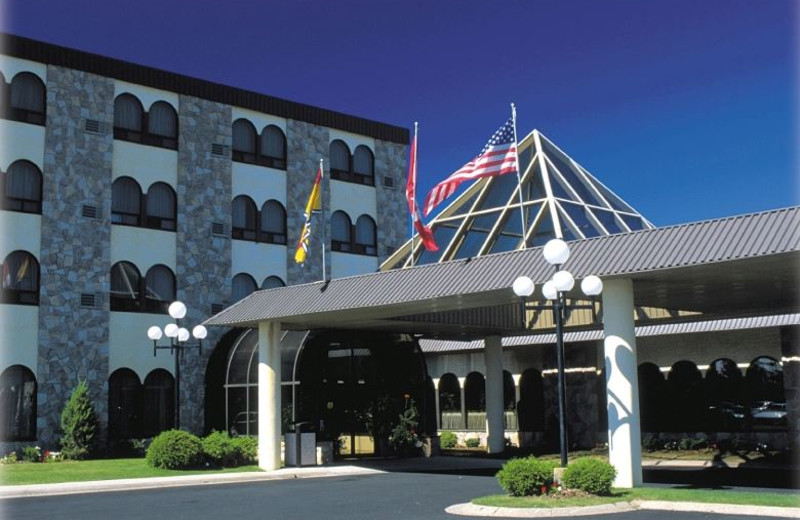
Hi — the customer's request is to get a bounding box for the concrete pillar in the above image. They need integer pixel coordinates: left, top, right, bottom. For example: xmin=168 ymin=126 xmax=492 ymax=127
xmin=485 ymin=335 xmax=505 ymax=453
xmin=602 ymin=279 xmax=642 ymax=488
xmin=258 ymin=320 xmax=282 ymax=471
xmin=432 ymin=378 xmax=441 ymax=431
xmin=458 ymin=376 xmax=467 ymax=430
xmin=512 ymin=373 xmax=522 ymax=405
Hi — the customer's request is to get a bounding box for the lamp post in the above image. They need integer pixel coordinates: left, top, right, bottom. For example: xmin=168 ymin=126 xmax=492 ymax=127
xmin=513 ymin=238 xmax=603 ymax=468
xmin=146 ymin=301 xmax=207 ymax=430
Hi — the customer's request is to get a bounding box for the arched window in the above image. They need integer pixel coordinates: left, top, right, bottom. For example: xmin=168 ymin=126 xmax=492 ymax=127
xmin=502 ymin=370 xmax=517 ymax=431
xmin=464 ymin=372 xmax=486 ymax=430
xmin=261 ymin=276 xmax=285 ymax=289
xmin=111 ymin=177 xmax=143 ymax=226
xmin=232 ymin=195 xmax=257 ymax=240
xmin=329 ymin=140 xmax=351 ymax=179
xmin=637 ymin=362 xmax=666 ymax=432
xmin=353 ymin=145 xmax=375 ymax=185
xmin=0 ymin=365 xmax=37 ymax=441
xmin=114 ymin=94 xmax=144 ymax=138
xmin=705 ymin=358 xmax=744 ymax=431
xmin=354 ymin=215 xmax=377 ymax=255
xmin=108 ymin=369 xmax=142 ymax=440
xmin=232 ymin=119 xmax=257 ymax=163
xmin=9 ymin=72 xmax=45 ymax=124
xmin=144 ymin=265 xmax=175 ymax=314
xmin=141 ymin=369 xmax=174 ymax=437
xmin=745 ymin=356 xmax=785 ymax=429
xmin=438 ymin=373 xmax=461 ymax=430
xmin=145 ymin=183 xmax=176 ymax=231
xmin=1 ymin=251 xmax=39 ymax=305
xmin=232 ymin=273 xmax=257 ymax=303
xmin=147 ymin=101 xmax=178 ymax=148
xmin=518 ymin=368 xmax=544 ymax=432
xmin=110 ymin=261 xmax=142 ymax=312
xmin=260 ymin=125 xmax=286 ymax=169
xmin=3 ymin=160 xmax=42 ymax=213
xmin=666 ymin=360 xmax=705 ymax=432
xmin=259 ymin=200 xmax=287 ymax=244
xmin=331 ymin=211 xmax=352 ymax=252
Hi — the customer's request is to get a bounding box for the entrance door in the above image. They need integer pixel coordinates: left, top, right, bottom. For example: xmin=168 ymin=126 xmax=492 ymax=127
xmin=325 ymin=347 xmax=375 ymax=457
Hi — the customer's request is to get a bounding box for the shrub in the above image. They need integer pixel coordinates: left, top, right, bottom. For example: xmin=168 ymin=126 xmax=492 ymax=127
xmin=146 ymin=430 xmax=203 ymax=469
xmin=561 ymin=457 xmax=616 ymax=496
xmin=231 ymin=435 xmax=258 ymax=465
xmin=389 ymin=398 xmax=421 ymax=455
xmin=1 ymin=451 xmax=18 ymax=464
xmin=440 ymin=431 xmax=458 ymax=449
xmin=497 ymin=457 xmax=557 ymax=496
xmin=21 ymin=446 xmax=42 ymax=463
xmin=59 ymin=380 xmax=98 ymax=460
xmin=465 ymin=437 xmax=481 ymax=448
xmin=202 ymin=431 xmax=238 ymax=467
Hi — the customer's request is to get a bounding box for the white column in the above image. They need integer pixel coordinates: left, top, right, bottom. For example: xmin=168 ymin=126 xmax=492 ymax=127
xmin=484 ymin=335 xmax=505 ymax=454
xmin=432 ymin=378 xmax=441 ymax=431
xmin=258 ymin=320 xmax=282 ymax=471
xmin=458 ymin=376 xmax=467 ymax=430
xmin=602 ymin=279 xmax=642 ymax=488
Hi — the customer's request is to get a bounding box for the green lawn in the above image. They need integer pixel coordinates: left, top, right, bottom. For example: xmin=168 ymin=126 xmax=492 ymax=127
xmin=473 ymin=487 xmax=800 ymax=509
xmin=1 ymin=459 xmax=262 ymax=486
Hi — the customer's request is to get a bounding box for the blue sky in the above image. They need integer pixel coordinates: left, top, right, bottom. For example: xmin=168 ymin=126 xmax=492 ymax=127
xmin=4 ymin=0 xmax=797 ymax=226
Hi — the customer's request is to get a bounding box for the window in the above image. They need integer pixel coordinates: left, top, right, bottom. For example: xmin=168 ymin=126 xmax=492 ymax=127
xmin=112 ymin=177 xmax=143 ymax=226
xmin=353 ymin=145 xmax=374 ymax=185
xmin=331 ymin=211 xmax=352 ymax=252
xmin=232 ymin=119 xmax=257 ymax=163
xmin=145 ymin=183 xmax=177 ymax=231
xmin=112 ymin=177 xmax=177 ymax=231
xmin=354 ymin=215 xmax=377 ymax=255
xmin=1 ymin=251 xmax=39 ymax=305
xmin=329 ymin=141 xmax=374 ymax=186
xmin=108 ymin=369 xmax=142 ymax=440
xmin=0 ymin=365 xmax=37 ymax=441
xmin=141 ymin=369 xmax=174 ymax=437
xmin=7 ymin=72 xmax=46 ymax=125
xmin=259 ymin=200 xmax=287 ymax=244
xmin=232 ymin=273 xmax=257 ymax=302
xmin=261 ymin=276 xmax=285 ymax=289
xmin=260 ymin=125 xmax=286 ymax=169
xmin=113 ymin=94 xmax=178 ymax=150
xmin=110 ymin=261 xmax=175 ymax=314
xmin=3 ymin=160 xmax=42 ymax=213
xmin=232 ymin=195 xmax=257 ymax=240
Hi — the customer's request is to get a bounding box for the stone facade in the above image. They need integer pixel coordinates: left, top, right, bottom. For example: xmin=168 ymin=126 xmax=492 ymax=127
xmin=37 ymin=66 xmax=115 ymax=446
xmin=174 ymin=95 xmax=233 ymax=434
xmin=374 ymin=139 xmax=407 ymax=262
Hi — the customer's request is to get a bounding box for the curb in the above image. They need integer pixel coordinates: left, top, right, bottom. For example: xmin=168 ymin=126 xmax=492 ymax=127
xmin=446 ymin=500 xmax=800 ymax=518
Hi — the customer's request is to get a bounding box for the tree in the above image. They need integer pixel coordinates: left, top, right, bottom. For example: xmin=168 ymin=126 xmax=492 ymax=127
xmin=60 ymin=380 xmax=98 ymax=459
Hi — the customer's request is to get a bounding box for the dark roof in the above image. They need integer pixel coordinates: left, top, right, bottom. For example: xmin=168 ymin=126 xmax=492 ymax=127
xmin=205 ymin=206 xmax=800 ymax=336
xmin=1 ymin=33 xmax=409 ymax=144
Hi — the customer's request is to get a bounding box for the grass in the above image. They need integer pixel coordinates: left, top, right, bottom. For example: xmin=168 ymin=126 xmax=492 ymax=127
xmin=0 ymin=458 xmax=262 ymax=486
xmin=473 ymin=487 xmax=800 ymax=509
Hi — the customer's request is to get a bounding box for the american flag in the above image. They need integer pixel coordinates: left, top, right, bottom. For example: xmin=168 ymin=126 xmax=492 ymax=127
xmin=423 ymin=117 xmax=518 ymax=216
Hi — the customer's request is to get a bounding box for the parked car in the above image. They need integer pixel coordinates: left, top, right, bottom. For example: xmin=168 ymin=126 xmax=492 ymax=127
xmin=750 ymin=401 xmax=787 ymax=426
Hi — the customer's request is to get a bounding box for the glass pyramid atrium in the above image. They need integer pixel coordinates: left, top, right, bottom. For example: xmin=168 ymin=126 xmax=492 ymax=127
xmin=382 ymin=129 xmax=654 ymax=270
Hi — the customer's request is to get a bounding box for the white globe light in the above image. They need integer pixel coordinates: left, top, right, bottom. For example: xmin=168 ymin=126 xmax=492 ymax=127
xmin=177 ymin=327 xmax=190 ymax=342
xmin=512 ymin=276 xmax=535 ymax=298
xmin=542 ymin=239 xmax=570 ymax=266
xmin=552 ymin=270 xmax=575 ymax=292
xmin=581 ymin=275 xmax=603 ymax=296
xmin=168 ymin=301 xmax=187 ymax=320
xmin=542 ymin=280 xmax=558 ymax=300
xmin=164 ymin=323 xmax=179 ymax=338
xmin=147 ymin=326 xmax=163 ymax=341
xmin=192 ymin=325 xmax=208 ymax=340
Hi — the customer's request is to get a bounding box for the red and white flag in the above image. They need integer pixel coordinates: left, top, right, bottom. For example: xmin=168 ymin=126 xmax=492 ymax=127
xmin=406 ymin=126 xmax=438 ymax=252
xmin=423 ymin=117 xmax=518 ymax=216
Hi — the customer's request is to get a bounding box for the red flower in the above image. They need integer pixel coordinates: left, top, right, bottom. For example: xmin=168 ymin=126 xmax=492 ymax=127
xmin=540 ymin=485 xmax=548 ymax=494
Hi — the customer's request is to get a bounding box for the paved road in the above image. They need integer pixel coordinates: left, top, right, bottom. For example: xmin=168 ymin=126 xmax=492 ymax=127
xmin=2 ymin=472 xmax=791 ymax=520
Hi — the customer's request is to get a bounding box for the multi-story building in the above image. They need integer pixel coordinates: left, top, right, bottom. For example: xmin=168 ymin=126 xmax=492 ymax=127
xmin=0 ymin=34 xmax=408 ymax=450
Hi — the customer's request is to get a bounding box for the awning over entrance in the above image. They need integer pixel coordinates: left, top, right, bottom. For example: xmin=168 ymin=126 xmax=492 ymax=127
xmin=205 ymin=207 xmax=799 ymax=340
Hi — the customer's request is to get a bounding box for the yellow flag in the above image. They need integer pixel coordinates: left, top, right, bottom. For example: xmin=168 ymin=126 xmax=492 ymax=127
xmin=294 ymin=165 xmax=323 ymax=264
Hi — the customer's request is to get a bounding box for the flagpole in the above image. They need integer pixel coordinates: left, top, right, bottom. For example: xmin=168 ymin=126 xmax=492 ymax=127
xmin=319 ymin=158 xmax=327 ymax=281
xmin=410 ymin=122 xmax=418 ymax=267
xmin=511 ymin=103 xmax=526 ymax=249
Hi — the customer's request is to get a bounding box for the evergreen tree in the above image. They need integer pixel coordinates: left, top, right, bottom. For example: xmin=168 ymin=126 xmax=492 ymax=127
xmin=59 ymin=380 xmax=98 ymax=459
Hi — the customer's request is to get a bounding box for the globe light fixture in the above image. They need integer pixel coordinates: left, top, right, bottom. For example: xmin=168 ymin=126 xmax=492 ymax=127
xmin=145 ymin=301 xmax=206 ymax=430
xmin=542 ymin=280 xmax=558 ymax=301
xmin=512 ymin=276 xmax=535 ymax=298
xmin=543 ymin=238 xmax=570 ymax=266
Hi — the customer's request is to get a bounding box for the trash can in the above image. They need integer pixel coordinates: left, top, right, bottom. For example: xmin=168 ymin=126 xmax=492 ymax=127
xmin=284 ymin=421 xmax=316 ymax=467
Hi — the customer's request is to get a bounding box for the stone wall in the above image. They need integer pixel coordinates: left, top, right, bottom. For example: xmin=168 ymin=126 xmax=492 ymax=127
xmin=37 ymin=66 xmax=115 ymax=447
xmin=175 ymin=95 xmax=232 ymax=434
xmin=374 ymin=139 xmax=407 ymax=262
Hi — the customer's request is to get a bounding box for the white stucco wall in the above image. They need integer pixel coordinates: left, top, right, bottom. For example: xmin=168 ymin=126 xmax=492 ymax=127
xmin=330 ymin=251 xmax=377 ymax=279
xmin=0 ymin=56 xmax=46 ymax=83
xmin=110 ymin=226 xmax=176 ymax=271
xmin=231 ymin=240 xmax=287 ymax=287
xmin=112 ymin=140 xmax=178 ymax=188
xmin=109 ymin=312 xmax=175 ymax=380
xmin=329 ymin=128 xmax=374 ymax=155
xmin=231 ymin=107 xmax=286 ymax=133
xmin=329 ymin=181 xmax=377 ymax=224
xmin=232 ymin=162 xmax=286 ymax=206
xmin=0 ymin=305 xmax=39 ymax=373
xmin=114 ymin=80 xmax=179 ymax=112
xmin=1 ymin=212 xmax=41 ymax=258
xmin=0 ymin=120 xmax=45 ymax=169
